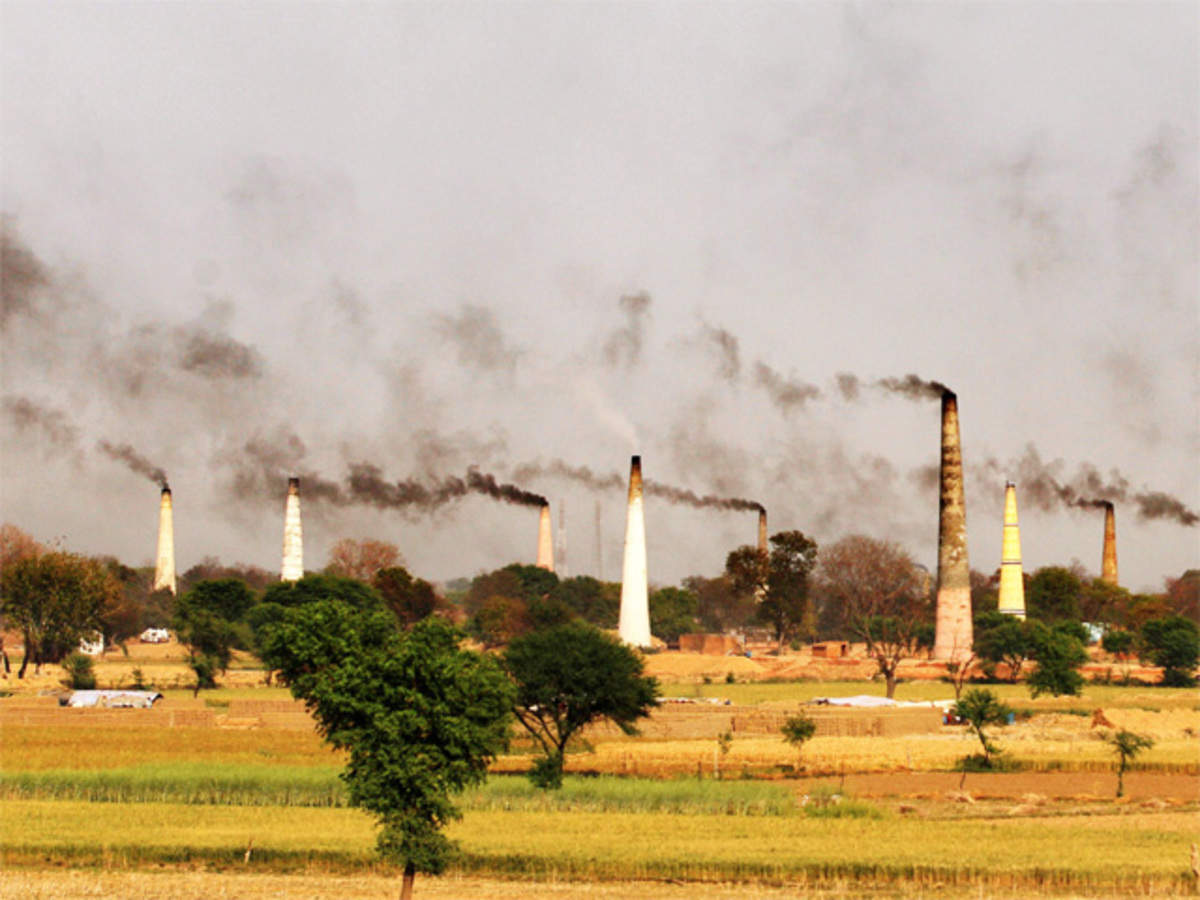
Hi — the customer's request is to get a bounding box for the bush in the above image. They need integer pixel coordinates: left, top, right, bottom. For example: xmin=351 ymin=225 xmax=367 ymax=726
xmin=1027 ymin=624 xmax=1087 ymax=697
xmin=60 ymin=652 xmax=96 ymax=690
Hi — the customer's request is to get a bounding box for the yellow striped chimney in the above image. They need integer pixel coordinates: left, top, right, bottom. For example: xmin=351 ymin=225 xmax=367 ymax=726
xmin=280 ymin=477 xmax=304 ymax=582
xmin=997 ymin=482 xmax=1025 ymax=618
xmin=1101 ymin=502 xmax=1118 ymax=586
xmin=535 ymin=503 xmax=554 ymax=571
xmin=153 ymin=485 xmax=177 ymax=595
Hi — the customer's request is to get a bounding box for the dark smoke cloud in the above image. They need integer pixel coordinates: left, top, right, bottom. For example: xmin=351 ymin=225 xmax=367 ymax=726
xmin=177 ymin=327 xmax=264 ymax=379
xmin=97 ymin=440 xmax=167 ymax=488
xmin=980 ymin=445 xmax=1198 ymax=526
xmin=512 ymin=459 xmax=624 ymax=491
xmin=603 ymin=291 xmax=651 ymax=368
xmin=834 ymin=372 xmax=950 ymax=401
xmin=219 ymin=430 xmax=345 ymax=504
xmin=874 ymin=373 xmax=951 ymax=400
xmin=701 ymin=324 xmax=741 ymax=381
xmin=512 ymin=457 xmax=762 ymax=513
xmin=345 ymin=463 xmax=545 ymax=511
xmin=754 ymin=362 xmax=821 ymax=413
xmin=644 ymin=482 xmax=764 ymax=513
xmin=433 ymin=304 xmax=520 ymax=374
xmin=1 ymin=222 xmax=54 ymax=328
xmin=2 ymin=396 xmax=80 ymax=448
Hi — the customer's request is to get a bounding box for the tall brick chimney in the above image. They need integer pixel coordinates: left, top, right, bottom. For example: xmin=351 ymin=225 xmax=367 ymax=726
xmin=933 ymin=391 xmax=973 ymax=660
xmin=280 ymin=477 xmax=304 ymax=582
xmin=618 ymin=455 xmax=651 ymax=646
xmin=997 ymin=482 xmax=1026 ymax=618
xmin=535 ymin=503 xmax=554 ymax=571
xmin=153 ymin=485 xmax=176 ymax=595
xmin=757 ymin=509 xmax=768 ymax=556
xmin=1101 ymin=502 xmax=1118 ymax=587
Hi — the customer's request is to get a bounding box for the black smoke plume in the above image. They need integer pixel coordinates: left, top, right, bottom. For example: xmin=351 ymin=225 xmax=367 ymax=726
xmin=97 ymin=440 xmax=167 ymax=488
xmin=433 ymin=304 xmax=520 ymax=374
xmin=512 ymin=458 xmax=762 ymax=513
xmin=344 ymin=464 xmax=545 ymax=511
xmin=980 ymin=446 xmax=1197 ymax=526
xmin=754 ymin=362 xmax=821 ymax=413
xmin=702 ymin=324 xmax=741 ymax=381
xmin=835 ymin=372 xmax=951 ymax=401
xmin=2 ymin=396 xmax=79 ymax=448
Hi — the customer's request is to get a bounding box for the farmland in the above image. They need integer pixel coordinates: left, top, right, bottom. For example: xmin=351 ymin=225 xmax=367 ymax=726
xmin=2 ymin=650 xmax=1198 ymax=898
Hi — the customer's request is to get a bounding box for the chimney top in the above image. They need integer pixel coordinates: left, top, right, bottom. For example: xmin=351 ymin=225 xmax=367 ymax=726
xmin=161 ymin=483 xmax=171 ymax=495
xmin=631 ymin=454 xmax=641 ymax=466
xmin=288 ymin=476 xmax=300 ymax=489
xmin=1006 ymin=480 xmax=1015 ymax=488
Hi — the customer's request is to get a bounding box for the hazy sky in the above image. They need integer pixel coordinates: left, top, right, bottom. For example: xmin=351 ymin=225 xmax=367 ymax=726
xmin=2 ymin=2 xmax=1196 ymax=593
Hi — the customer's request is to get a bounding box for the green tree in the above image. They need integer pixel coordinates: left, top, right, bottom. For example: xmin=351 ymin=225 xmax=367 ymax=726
xmin=1138 ymin=616 xmax=1200 ymax=687
xmin=173 ymin=590 xmax=237 ymax=695
xmin=1 ymin=551 xmax=118 ymax=677
xmin=761 ymin=531 xmax=819 ymax=646
xmin=1026 ymin=622 xmax=1088 ymax=697
xmin=974 ymin=611 xmax=1035 ymax=682
xmin=373 ymin=566 xmax=439 ymax=627
xmin=1080 ymin=578 xmax=1131 ymax=625
xmin=649 ymin=586 xmax=699 ymax=644
xmin=552 ymin=576 xmax=619 ymax=628
xmin=258 ymin=601 xmax=513 ymax=900
xmin=1103 ymin=729 xmax=1154 ymax=798
xmin=503 ymin=563 xmax=560 ymax=603
xmin=185 ymin=578 xmax=256 ymax=623
xmin=817 ymin=535 xmax=932 ymax=698
xmin=261 ymin=574 xmax=385 ymax=612
xmin=954 ymin=688 xmax=1012 ymax=768
xmin=781 ymin=713 xmax=817 ymax=769
xmin=504 ymin=622 xmax=658 ymax=789
xmin=1026 ymin=566 xmax=1082 ymax=623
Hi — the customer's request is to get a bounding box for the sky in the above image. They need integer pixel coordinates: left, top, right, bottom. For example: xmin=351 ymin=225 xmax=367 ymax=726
xmin=1 ymin=2 xmax=1196 ymax=594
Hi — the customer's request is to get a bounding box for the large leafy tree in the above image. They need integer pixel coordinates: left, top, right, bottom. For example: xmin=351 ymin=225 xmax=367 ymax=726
xmin=726 ymin=531 xmax=820 ymax=646
xmin=1139 ymin=615 xmax=1199 ymax=687
xmin=1 ymin=551 xmax=119 ymax=677
xmin=649 ymin=586 xmax=699 ymax=643
xmin=324 ymin=537 xmax=402 ymax=583
xmin=258 ymin=601 xmax=513 ymax=900
xmin=552 ymin=576 xmax=619 ymax=628
xmin=504 ymin=622 xmax=658 ymax=788
xmin=974 ymin=611 xmax=1037 ymax=682
xmin=817 ymin=535 xmax=932 ymax=698
xmin=1027 ymin=566 xmax=1083 ymax=623
xmin=1026 ymin=621 xmax=1089 ymax=697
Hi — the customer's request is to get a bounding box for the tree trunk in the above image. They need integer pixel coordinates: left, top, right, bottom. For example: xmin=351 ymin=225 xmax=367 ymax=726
xmin=883 ymin=666 xmax=897 ymax=699
xmin=399 ymin=862 xmax=416 ymax=900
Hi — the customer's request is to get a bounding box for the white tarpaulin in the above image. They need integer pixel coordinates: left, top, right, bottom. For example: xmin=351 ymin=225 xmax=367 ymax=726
xmin=67 ymin=690 xmax=163 ymax=708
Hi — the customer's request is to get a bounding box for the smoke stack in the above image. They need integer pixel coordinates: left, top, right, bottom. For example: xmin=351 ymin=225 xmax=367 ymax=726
xmin=153 ymin=485 xmax=176 ymax=595
xmin=281 ymin=476 xmax=304 ymax=582
xmin=535 ymin=503 xmax=554 ymax=571
xmin=618 ymin=455 xmax=651 ymax=646
xmin=757 ymin=509 xmax=768 ymax=555
xmin=557 ymin=498 xmax=568 ymax=577
xmin=933 ymin=391 xmax=973 ymax=660
xmin=997 ymin=482 xmax=1025 ymax=618
xmin=1101 ymin=502 xmax=1118 ymax=586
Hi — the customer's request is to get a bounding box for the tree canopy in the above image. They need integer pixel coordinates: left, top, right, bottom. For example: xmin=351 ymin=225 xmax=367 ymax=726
xmin=373 ymin=566 xmax=439 ymax=627
xmin=1138 ymin=615 xmax=1199 ymax=687
xmin=1027 ymin=566 xmax=1082 ymax=623
xmin=504 ymin=622 xmax=658 ymax=788
xmin=817 ymin=535 xmax=932 ymax=698
xmin=257 ymin=599 xmax=513 ymax=900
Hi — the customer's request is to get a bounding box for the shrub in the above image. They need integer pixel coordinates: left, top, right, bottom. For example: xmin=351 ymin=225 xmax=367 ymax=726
xmin=60 ymin=652 xmax=96 ymax=690
xmin=1027 ymin=624 xmax=1087 ymax=697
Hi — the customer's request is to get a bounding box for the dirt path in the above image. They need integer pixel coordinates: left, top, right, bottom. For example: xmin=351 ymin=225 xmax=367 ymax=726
xmin=790 ymin=770 xmax=1198 ymax=801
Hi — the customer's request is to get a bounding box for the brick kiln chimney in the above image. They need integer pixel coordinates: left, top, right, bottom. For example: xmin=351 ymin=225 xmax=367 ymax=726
xmin=933 ymin=391 xmax=973 ymax=660
xmin=153 ymin=485 xmax=177 ymax=595
xmin=535 ymin=503 xmax=554 ymax=572
xmin=997 ymin=482 xmax=1026 ymax=619
xmin=280 ymin=477 xmax=304 ymax=582
xmin=757 ymin=509 xmax=768 ymax=556
xmin=618 ymin=455 xmax=651 ymax=647
xmin=1101 ymin=502 xmax=1118 ymax=587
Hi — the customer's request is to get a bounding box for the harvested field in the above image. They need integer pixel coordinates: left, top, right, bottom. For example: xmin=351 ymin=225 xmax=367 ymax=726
xmin=1 ymin=870 xmax=1158 ymax=900
xmin=791 ymin=771 xmax=1199 ymax=802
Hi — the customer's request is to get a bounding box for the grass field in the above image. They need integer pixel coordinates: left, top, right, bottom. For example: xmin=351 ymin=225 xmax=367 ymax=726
xmin=4 ymin=799 xmax=1194 ymax=893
